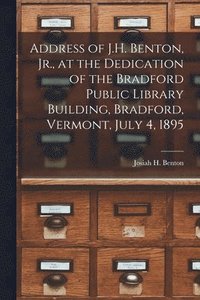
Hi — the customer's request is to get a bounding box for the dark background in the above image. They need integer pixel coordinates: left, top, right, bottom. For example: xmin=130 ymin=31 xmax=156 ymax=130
xmin=0 ymin=1 xmax=16 ymax=299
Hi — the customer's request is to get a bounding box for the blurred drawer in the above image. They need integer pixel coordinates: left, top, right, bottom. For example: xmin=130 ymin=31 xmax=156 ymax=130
xmin=21 ymin=190 xmax=89 ymax=242
xmin=97 ymin=248 xmax=165 ymax=296
xmin=173 ymin=119 xmax=200 ymax=170
xmin=97 ymin=120 xmax=166 ymax=169
xmin=175 ymin=4 xmax=200 ymax=32
xmin=20 ymin=63 xmax=90 ymax=118
xmin=173 ymin=247 xmax=200 ymax=296
xmin=21 ymin=248 xmax=89 ymax=296
xmin=173 ymin=61 xmax=200 ymax=115
xmin=174 ymin=191 xmax=200 ymax=240
xmin=21 ymin=120 xmax=91 ymax=177
xmin=98 ymin=191 xmax=167 ymax=240
xmin=97 ymin=4 xmax=167 ymax=32
xmin=21 ymin=5 xmax=90 ymax=32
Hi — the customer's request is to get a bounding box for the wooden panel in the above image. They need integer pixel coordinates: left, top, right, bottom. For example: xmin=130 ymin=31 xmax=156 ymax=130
xmin=22 ymin=190 xmax=90 ymax=242
xmin=97 ymin=248 xmax=165 ymax=296
xmin=175 ymin=4 xmax=200 ymax=32
xmin=173 ymin=247 xmax=200 ymax=296
xmin=21 ymin=5 xmax=90 ymax=32
xmin=21 ymin=248 xmax=89 ymax=296
xmin=97 ymin=4 xmax=167 ymax=32
xmin=174 ymin=191 xmax=200 ymax=239
xmin=98 ymin=191 xmax=167 ymax=240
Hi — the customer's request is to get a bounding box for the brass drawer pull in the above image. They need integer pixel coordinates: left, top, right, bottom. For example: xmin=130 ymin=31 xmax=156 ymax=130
xmin=121 ymin=29 xmax=143 ymax=44
xmin=44 ymin=216 xmax=68 ymax=229
xmin=43 ymin=144 xmax=67 ymax=160
xmin=43 ymin=274 xmax=67 ymax=288
xmin=194 ymin=275 xmax=200 ymax=284
xmin=44 ymin=87 xmax=68 ymax=103
xmin=119 ymin=272 xmax=143 ymax=286
xmin=45 ymin=30 xmax=67 ymax=44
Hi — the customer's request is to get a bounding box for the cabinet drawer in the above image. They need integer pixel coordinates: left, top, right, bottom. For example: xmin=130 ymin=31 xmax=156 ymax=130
xmin=175 ymin=4 xmax=200 ymax=32
xmin=173 ymin=247 xmax=200 ymax=296
xmin=97 ymin=248 xmax=165 ymax=296
xmin=20 ymin=63 xmax=90 ymax=118
xmin=97 ymin=4 xmax=167 ymax=32
xmin=174 ymin=191 xmax=200 ymax=240
xmin=21 ymin=248 xmax=89 ymax=296
xmin=21 ymin=190 xmax=89 ymax=242
xmin=21 ymin=5 xmax=90 ymax=32
xmin=21 ymin=120 xmax=91 ymax=177
xmin=97 ymin=120 xmax=166 ymax=169
xmin=173 ymin=120 xmax=200 ymax=171
xmin=98 ymin=191 xmax=167 ymax=240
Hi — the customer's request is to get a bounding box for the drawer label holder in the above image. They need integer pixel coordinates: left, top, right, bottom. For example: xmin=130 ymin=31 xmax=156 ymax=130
xmin=113 ymin=259 xmax=149 ymax=272
xmin=189 ymin=259 xmax=200 ymax=271
xmin=38 ymin=203 xmax=73 ymax=215
xmin=38 ymin=16 xmax=74 ymax=29
xmin=114 ymin=16 xmax=150 ymax=29
xmin=189 ymin=203 xmax=200 ymax=215
xmin=114 ymin=203 xmax=151 ymax=216
xmin=191 ymin=16 xmax=200 ymax=29
xmin=38 ymin=259 xmax=73 ymax=272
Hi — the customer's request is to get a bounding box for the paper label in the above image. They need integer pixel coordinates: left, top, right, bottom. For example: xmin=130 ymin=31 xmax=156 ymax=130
xmin=119 ymin=282 xmax=142 ymax=295
xmin=122 ymin=226 xmax=145 ymax=238
xmin=194 ymin=18 xmax=200 ymax=27
xmin=40 ymin=77 xmax=71 ymax=87
xmin=117 ymin=134 xmax=147 ymax=143
xmin=41 ymin=134 xmax=71 ymax=144
xmin=41 ymin=18 xmax=72 ymax=28
xmin=44 ymin=157 xmax=67 ymax=168
xmin=118 ymin=18 xmax=148 ymax=28
xmin=44 ymin=227 xmax=67 ymax=239
xmin=191 ymin=261 xmax=200 ymax=270
xmin=40 ymin=261 xmax=71 ymax=271
xmin=40 ymin=204 xmax=72 ymax=215
xmin=117 ymin=261 xmax=147 ymax=271
xmin=43 ymin=283 xmax=66 ymax=296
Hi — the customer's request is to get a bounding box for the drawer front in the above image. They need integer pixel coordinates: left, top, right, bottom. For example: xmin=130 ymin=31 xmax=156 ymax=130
xmin=21 ymin=5 xmax=90 ymax=32
xmin=20 ymin=63 xmax=90 ymax=118
xmin=97 ymin=120 xmax=166 ymax=170
xmin=97 ymin=4 xmax=167 ymax=32
xmin=21 ymin=248 xmax=89 ymax=296
xmin=174 ymin=191 xmax=200 ymax=240
xmin=173 ymin=120 xmax=200 ymax=171
xmin=22 ymin=191 xmax=89 ymax=242
xmin=21 ymin=120 xmax=91 ymax=177
xmin=97 ymin=248 xmax=165 ymax=296
xmin=98 ymin=191 xmax=167 ymax=240
xmin=173 ymin=247 xmax=200 ymax=296
xmin=175 ymin=4 xmax=200 ymax=32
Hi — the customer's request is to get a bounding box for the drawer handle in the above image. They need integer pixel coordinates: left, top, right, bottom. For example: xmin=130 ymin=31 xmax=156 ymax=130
xmin=121 ymin=29 xmax=143 ymax=44
xmin=44 ymin=216 xmax=68 ymax=229
xmin=194 ymin=275 xmax=200 ymax=285
xmin=119 ymin=272 xmax=143 ymax=286
xmin=43 ymin=274 xmax=67 ymax=288
xmin=120 ymin=144 xmax=144 ymax=159
xmin=196 ymin=219 xmax=200 ymax=227
xmin=44 ymin=87 xmax=68 ymax=103
xmin=45 ymin=30 xmax=67 ymax=44
xmin=43 ymin=144 xmax=67 ymax=159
